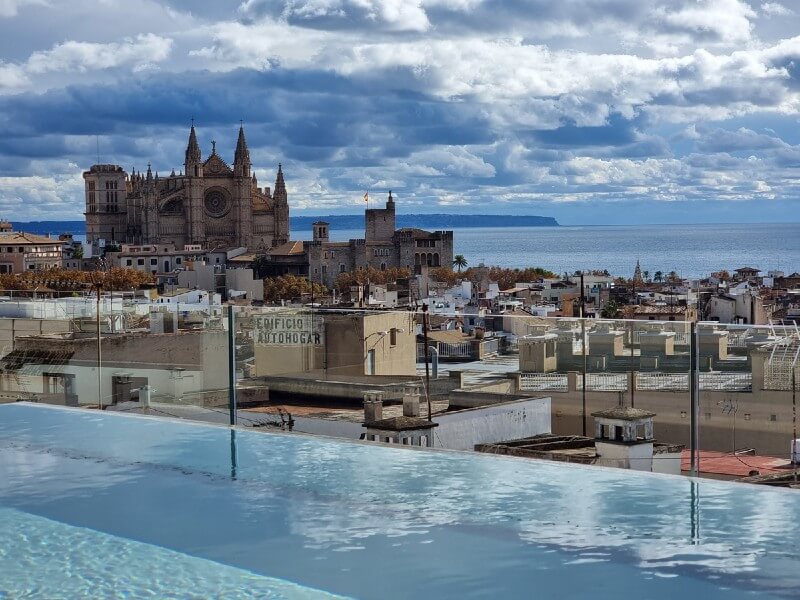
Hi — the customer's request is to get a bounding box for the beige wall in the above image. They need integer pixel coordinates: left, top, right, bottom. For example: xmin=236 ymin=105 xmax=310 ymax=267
xmin=253 ymin=311 xmax=416 ymax=377
xmin=536 ymin=376 xmax=796 ymax=457
xmin=0 ymin=242 xmax=63 ymax=274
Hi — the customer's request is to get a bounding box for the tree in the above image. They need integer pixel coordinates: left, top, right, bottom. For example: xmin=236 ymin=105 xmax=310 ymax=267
xmin=667 ymin=270 xmax=679 ymax=284
xmin=600 ymin=300 xmax=621 ymax=319
xmin=428 ymin=267 xmax=460 ymax=286
xmin=335 ymin=267 xmax=412 ymax=292
xmin=452 ymin=255 xmax=468 ymax=272
xmin=263 ymin=274 xmax=328 ymax=303
xmin=643 ymin=270 xmax=650 ymax=283
xmin=72 ymin=244 xmax=84 ymax=259
xmin=0 ymin=267 xmax=154 ymax=293
xmin=653 ymin=271 xmax=663 ymax=283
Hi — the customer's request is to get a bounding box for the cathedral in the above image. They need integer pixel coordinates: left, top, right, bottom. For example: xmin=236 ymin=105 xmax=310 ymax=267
xmin=84 ymin=125 xmax=290 ymax=251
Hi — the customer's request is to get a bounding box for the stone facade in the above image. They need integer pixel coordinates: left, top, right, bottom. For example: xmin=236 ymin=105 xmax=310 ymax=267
xmin=84 ymin=125 xmax=289 ymax=252
xmin=0 ymin=231 xmax=63 ymax=274
xmin=307 ymin=192 xmax=454 ymax=288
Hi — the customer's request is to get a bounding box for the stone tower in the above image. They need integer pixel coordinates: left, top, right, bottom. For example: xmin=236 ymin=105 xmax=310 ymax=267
xmin=365 ymin=191 xmax=396 ymax=242
xmin=633 ymin=259 xmax=643 ymax=284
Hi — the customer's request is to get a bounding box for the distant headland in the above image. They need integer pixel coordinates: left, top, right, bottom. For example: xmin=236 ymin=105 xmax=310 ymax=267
xmin=294 ymin=214 xmax=559 ymax=230
xmin=11 ymin=214 xmax=559 ymax=236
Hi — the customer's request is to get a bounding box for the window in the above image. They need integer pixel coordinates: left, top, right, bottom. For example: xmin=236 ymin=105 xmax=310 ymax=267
xmin=322 ymin=265 xmax=327 ymax=275
xmin=150 ymin=258 xmax=157 ymax=266
xmin=137 ymin=258 xmax=144 ymax=266
xmin=339 ymin=264 xmax=345 ymax=273
xmin=176 ymin=257 xmax=182 ymax=265
xmin=390 ymin=329 xmax=397 ymax=346
xmin=126 ymin=259 xmax=132 ymax=266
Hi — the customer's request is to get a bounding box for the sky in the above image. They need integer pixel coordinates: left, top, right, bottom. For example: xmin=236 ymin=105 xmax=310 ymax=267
xmin=0 ymin=0 xmax=799 ymax=224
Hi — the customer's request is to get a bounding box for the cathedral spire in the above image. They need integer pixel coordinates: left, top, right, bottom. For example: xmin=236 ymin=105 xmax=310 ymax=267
xmin=273 ymin=163 xmax=287 ymax=204
xmin=234 ymin=124 xmax=251 ymax=177
xmin=185 ymin=123 xmax=202 ymax=176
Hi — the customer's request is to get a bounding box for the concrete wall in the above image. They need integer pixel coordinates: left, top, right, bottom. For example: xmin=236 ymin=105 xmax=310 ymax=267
xmin=595 ymin=440 xmax=653 ymax=471
xmin=285 ymin=396 xmax=552 ymax=451
xmin=432 ymin=397 xmax=551 ymax=451
xmin=226 ymin=268 xmax=264 ymax=301
xmin=0 ymin=318 xmax=72 ymax=355
xmin=1 ymin=330 xmax=229 ymax=406
xmin=546 ymin=383 xmax=795 ymax=457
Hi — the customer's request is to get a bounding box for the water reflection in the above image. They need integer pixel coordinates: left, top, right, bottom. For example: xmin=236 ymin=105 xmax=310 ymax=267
xmin=2 ymin=404 xmax=800 ymax=598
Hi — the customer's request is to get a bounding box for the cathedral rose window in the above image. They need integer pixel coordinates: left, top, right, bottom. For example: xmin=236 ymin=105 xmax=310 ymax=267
xmin=204 ymin=190 xmax=230 ymax=217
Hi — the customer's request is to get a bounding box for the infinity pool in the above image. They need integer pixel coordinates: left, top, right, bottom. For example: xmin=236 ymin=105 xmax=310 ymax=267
xmin=1 ymin=403 xmax=799 ymax=599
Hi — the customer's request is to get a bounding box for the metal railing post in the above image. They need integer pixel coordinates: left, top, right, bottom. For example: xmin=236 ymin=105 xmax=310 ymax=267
xmin=690 ymin=321 xmax=700 ymax=476
xmin=227 ymin=306 xmax=237 ymax=426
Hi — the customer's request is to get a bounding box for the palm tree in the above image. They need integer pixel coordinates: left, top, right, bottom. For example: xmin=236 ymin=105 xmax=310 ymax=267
xmin=452 ymin=255 xmax=468 ymax=272
xmin=653 ymin=271 xmax=663 ymax=283
xmin=643 ymin=270 xmax=650 ymax=283
xmin=667 ymin=270 xmax=679 ymax=283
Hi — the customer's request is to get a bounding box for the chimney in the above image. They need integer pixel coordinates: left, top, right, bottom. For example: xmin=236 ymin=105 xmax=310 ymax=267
xmin=363 ymin=390 xmax=384 ymax=422
xmin=402 ymin=385 xmax=420 ymax=417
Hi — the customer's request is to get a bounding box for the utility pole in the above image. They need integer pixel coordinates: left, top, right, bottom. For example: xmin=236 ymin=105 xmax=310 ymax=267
xmin=95 ymin=279 xmax=102 ymax=410
xmin=689 ymin=321 xmax=700 ymax=476
xmin=793 ymin=367 xmax=797 ymax=484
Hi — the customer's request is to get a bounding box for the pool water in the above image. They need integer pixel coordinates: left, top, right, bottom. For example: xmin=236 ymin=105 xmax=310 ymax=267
xmin=1 ymin=403 xmax=799 ymax=599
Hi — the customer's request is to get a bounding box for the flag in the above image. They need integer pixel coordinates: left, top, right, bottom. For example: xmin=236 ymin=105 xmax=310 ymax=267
xmin=364 ymin=192 xmax=369 ymax=203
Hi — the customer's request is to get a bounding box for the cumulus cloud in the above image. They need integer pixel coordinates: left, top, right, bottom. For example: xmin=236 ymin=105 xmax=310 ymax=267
xmin=760 ymin=2 xmax=793 ymax=17
xmin=25 ymin=34 xmax=173 ymax=75
xmin=0 ymin=0 xmax=797 ymax=221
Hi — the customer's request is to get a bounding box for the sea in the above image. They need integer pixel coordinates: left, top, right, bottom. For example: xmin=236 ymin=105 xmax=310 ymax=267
xmin=293 ymin=222 xmax=800 ymax=279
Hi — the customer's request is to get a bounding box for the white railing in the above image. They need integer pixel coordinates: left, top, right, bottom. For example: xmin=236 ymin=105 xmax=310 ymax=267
xmin=519 ymin=373 xmax=568 ymax=392
xmin=418 ymin=341 xmax=474 ymax=360
xmin=519 ymin=371 xmax=753 ymax=392
xmin=699 ymin=372 xmax=752 ymax=391
xmin=577 ymin=373 xmax=628 ymax=391
xmin=637 ymin=372 xmax=688 ymax=391
xmin=440 ymin=341 xmax=474 ymax=358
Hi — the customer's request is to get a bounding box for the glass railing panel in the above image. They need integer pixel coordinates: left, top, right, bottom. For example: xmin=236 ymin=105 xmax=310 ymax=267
xmin=232 ymin=305 xmax=432 ymax=437
xmin=512 ymin=314 xmax=691 ymax=474
xmin=0 ymin=294 xmax=231 ymax=424
xmin=697 ymin=321 xmax=798 ymax=481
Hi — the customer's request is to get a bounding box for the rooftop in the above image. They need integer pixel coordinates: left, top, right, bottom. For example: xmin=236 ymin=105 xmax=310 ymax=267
xmin=268 ymin=240 xmax=305 ymax=256
xmin=0 ymin=231 xmax=56 ymax=244
xmin=591 ymin=407 xmax=657 ymax=421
